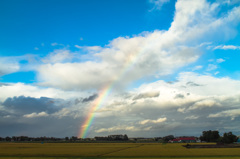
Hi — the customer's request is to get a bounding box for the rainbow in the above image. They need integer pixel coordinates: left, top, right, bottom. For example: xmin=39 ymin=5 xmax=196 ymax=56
xmin=78 ymin=45 xmax=145 ymax=138
xmin=78 ymin=84 xmax=113 ymax=138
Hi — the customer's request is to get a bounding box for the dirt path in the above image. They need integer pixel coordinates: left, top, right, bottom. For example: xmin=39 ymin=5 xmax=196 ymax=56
xmin=97 ymin=144 xmax=145 ymax=157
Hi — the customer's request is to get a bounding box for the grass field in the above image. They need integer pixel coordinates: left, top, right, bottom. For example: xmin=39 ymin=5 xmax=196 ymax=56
xmin=0 ymin=142 xmax=240 ymax=159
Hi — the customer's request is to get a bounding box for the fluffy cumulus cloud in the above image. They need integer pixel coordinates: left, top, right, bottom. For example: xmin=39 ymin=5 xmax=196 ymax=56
xmin=35 ymin=0 xmax=240 ymax=91
xmin=0 ymin=83 xmax=86 ymax=102
xmin=85 ymin=72 xmax=240 ymax=137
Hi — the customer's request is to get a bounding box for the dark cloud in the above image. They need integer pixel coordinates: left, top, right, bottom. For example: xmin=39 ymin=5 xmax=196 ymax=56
xmin=167 ymin=80 xmax=179 ymax=84
xmin=133 ymin=92 xmax=160 ymax=100
xmin=2 ymin=96 xmax=58 ymax=115
xmin=174 ymin=94 xmax=185 ymax=99
xmin=0 ymin=96 xmax=85 ymax=137
xmin=82 ymin=94 xmax=98 ymax=103
xmin=186 ymin=81 xmax=202 ymax=87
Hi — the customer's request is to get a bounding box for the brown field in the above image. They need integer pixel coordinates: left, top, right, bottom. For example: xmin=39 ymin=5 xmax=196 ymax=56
xmin=0 ymin=142 xmax=240 ymax=159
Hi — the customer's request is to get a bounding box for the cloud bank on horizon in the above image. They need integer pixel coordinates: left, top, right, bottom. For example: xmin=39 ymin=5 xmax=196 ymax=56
xmin=0 ymin=0 xmax=240 ymax=138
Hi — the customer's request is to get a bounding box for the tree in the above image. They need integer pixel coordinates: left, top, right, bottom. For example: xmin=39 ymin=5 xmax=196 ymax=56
xmin=200 ymin=130 xmax=220 ymax=142
xmin=163 ymin=135 xmax=174 ymax=142
xmin=70 ymin=136 xmax=77 ymax=141
xmin=5 ymin=136 xmax=11 ymax=141
xmin=123 ymin=134 xmax=129 ymax=140
xmin=221 ymin=132 xmax=237 ymax=144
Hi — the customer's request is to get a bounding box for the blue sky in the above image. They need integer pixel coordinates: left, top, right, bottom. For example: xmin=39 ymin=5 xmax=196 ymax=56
xmin=0 ymin=0 xmax=240 ymax=138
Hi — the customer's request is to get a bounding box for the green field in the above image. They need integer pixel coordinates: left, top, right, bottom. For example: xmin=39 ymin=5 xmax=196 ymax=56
xmin=0 ymin=143 xmax=240 ymax=159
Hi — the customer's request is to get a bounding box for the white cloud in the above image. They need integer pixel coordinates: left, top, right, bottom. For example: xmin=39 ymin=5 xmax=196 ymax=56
xmin=213 ymin=45 xmax=240 ymax=50
xmin=223 ymin=0 xmax=240 ymax=5
xmin=0 ymin=58 xmax=20 ymax=76
xmin=95 ymin=125 xmax=140 ymax=133
xmin=23 ymin=112 xmax=49 ymax=118
xmin=75 ymin=45 xmax=102 ymax=51
xmin=35 ymin=0 xmax=240 ymax=90
xmin=216 ymin=58 xmax=225 ymax=63
xmin=0 ymin=83 xmax=85 ymax=102
xmin=192 ymin=65 xmax=203 ymax=71
xmin=139 ymin=117 xmax=167 ymax=125
xmin=189 ymin=99 xmax=221 ymax=110
xmin=42 ymin=49 xmax=74 ymax=63
xmin=207 ymin=64 xmax=218 ymax=71
xmin=208 ymin=109 xmax=240 ymax=120
xmin=149 ymin=0 xmax=170 ymax=11
xmin=185 ymin=115 xmax=199 ymax=120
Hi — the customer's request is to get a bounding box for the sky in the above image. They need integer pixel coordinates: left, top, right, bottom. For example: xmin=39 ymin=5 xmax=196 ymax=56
xmin=0 ymin=0 xmax=240 ymax=138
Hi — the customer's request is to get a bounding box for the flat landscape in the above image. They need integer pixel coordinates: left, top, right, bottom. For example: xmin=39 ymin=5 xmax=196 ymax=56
xmin=0 ymin=143 xmax=240 ymax=159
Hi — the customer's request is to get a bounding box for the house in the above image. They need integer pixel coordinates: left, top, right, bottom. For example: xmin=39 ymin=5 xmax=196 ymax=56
xmin=170 ymin=137 xmax=197 ymax=143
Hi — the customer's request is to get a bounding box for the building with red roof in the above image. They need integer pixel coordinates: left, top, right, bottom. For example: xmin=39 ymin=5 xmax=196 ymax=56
xmin=170 ymin=137 xmax=197 ymax=143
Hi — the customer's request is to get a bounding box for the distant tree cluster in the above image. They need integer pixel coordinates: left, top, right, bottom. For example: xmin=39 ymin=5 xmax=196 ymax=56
xmin=95 ymin=134 xmax=128 ymax=141
xmin=162 ymin=135 xmax=174 ymax=143
xmin=0 ymin=136 xmax=64 ymax=142
xmin=200 ymin=130 xmax=238 ymax=144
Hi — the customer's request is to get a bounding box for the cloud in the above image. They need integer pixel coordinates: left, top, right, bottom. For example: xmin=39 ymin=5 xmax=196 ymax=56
xmin=216 ymin=58 xmax=225 ymax=63
xmin=223 ymin=0 xmax=240 ymax=6
xmin=2 ymin=96 xmax=58 ymax=115
xmin=0 ymin=58 xmax=20 ymax=76
xmin=95 ymin=125 xmax=140 ymax=133
xmin=35 ymin=0 xmax=240 ymax=91
xmin=82 ymin=94 xmax=98 ymax=103
xmin=208 ymin=109 xmax=240 ymax=120
xmin=149 ymin=0 xmax=170 ymax=11
xmin=51 ymin=43 xmax=65 ymax=47
xmin=213 ymin=45 xmax=240 ymax=50
xmin=139 ymin=117 xmax=167 ymax=125
xmin=0 ymin=83 xmax=84 ymax=102
xmin=42 ymin=49 xmax=75 ymax=63
xmin=75 ymin=45 xmax=102 ymax=52
xmin=1 ymin=72 xmax=240 ymax=137
xmin=207 ymin=64 xmax=218 ymax=71
xmin=189 ymin=99 xmax=221 ymax=110
xmin=185 ymin=115 xmax=199 ymax=120
xmin=133 ymin=91 xmax=160 ymax=100
xmin=23 ymin=112 xmax=49 ymax=118
xmin=192 ymin=65 xmax=203 ymax=71
xmin=174 ymin=93 xmax=185 ymax=99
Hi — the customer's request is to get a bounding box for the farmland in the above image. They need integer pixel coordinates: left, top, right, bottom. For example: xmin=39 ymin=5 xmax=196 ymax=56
xmin=0 ymin=142 xmax=240 ymax=159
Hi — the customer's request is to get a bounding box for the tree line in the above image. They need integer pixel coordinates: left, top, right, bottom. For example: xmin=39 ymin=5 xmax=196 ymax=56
xmin=200 ymin=130 xmax=238 ymax=144
xmin=0 ymin=130 xmax=238 ymax=143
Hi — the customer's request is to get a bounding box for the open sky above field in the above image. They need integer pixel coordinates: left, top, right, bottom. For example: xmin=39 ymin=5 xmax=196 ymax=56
xmin=0 ymin=0 xmax=240 ymax=138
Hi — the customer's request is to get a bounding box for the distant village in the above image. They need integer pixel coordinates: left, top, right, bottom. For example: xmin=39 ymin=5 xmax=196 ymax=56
xmin=1 ymin=131 xmax=240 ymax=144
